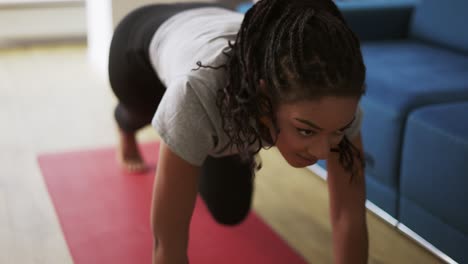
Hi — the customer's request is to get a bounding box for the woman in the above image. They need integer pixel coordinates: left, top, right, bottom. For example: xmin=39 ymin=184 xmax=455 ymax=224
xmin=108 ymin=0 xmax=368 ymax=263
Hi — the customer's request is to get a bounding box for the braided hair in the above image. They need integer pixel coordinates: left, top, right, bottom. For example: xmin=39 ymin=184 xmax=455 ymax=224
xmin=202 ymin=0 xmax=366 ymax=180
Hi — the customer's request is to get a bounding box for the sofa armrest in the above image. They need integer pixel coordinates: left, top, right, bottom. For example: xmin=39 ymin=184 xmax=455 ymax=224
xmin=337 ymin=0 xmax=419 ymax=41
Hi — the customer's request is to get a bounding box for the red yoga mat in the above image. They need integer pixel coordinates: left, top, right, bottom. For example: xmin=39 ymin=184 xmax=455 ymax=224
xmin=38 ymin=142 xmax=307 ymax=264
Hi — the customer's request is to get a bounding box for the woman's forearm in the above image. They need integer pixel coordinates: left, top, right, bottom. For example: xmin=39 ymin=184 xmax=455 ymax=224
xmin=327 ymin=133 xmax=368 ymax=263
xmin=151 ymin=142 xmax=201 ymax=264
xmin=152 ymin=223 xmax=190 ymax=264
xmin=152 ymin=203 xmax=191 ymax=257
xmin=331 ymin=216 xmax=368 ymax=264
xmin=153 ymin=245 xmax=189 ymax=264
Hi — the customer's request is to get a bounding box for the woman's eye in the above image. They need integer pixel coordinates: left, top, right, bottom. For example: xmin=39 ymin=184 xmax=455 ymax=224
xmin=297 ymin=128 xmax=317 ymax=136
xmin=334 ymin=131 xmax=345 ymax=137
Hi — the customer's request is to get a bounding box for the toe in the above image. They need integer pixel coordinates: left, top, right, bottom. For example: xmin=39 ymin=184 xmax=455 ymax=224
xmin=126 ymin=160 xmax=148 ymax=174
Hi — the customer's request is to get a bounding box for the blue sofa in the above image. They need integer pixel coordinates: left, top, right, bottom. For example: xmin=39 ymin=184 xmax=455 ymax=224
xmin=401 ymin=102 xmax=468 ymax=263
xmin=236 ymin=0 xmax=468 ymax=262
xmin=337 ymin=0 xmax=468 ymax=262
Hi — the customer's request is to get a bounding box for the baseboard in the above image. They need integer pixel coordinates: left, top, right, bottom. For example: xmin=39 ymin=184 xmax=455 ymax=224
xmin=0 ymin=0 xmax=86 ymax=46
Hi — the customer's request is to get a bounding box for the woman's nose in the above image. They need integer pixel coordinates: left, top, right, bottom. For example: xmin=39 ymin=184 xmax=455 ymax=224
xmin=307 ymin=138 xmax=331 ymax=160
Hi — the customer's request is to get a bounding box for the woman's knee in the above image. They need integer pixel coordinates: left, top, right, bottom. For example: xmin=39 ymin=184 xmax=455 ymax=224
xmin=206 ymin=200 xmax=252 ymax=226
xmin=205 ymin=193 xmax=251 ymax=226
xmin=114 ymin=103 xmax=153 ymax=133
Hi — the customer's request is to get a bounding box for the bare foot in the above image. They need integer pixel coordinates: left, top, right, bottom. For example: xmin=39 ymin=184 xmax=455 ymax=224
xmin=117 ymin=128 xmax=148 ymax=174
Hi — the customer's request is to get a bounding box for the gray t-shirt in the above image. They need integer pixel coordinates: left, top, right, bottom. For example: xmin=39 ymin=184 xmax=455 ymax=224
xmin=149 ymin=7 xmax=363 ymax=166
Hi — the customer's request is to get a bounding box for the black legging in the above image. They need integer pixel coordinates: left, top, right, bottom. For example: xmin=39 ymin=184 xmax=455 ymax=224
xmin=108 ymin=3 xmax=253 ymax=226
xmin=109 ymin=3 xmax=218 ymax=132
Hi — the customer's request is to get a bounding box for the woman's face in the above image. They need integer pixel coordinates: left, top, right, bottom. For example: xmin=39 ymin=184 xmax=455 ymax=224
xmin=271 ymin=96 xmax=359 ymax=168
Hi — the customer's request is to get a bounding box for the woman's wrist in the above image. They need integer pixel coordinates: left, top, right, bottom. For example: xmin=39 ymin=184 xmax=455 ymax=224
xmin=153 ymin=246 xmax=188 ymax=264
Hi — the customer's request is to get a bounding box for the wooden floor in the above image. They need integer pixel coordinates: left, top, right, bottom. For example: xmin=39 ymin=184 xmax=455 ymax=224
xmin=0 ymin=44 xmax=444 ymax=264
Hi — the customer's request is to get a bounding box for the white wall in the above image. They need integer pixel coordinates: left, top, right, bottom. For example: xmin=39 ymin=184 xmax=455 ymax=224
xmin=85 ymin=0 xmax=218 ymax=78
xmin=86 ymin=0 xmax=251 ymax=77
xmin=85 ymin=0 xmax=112 ymax=76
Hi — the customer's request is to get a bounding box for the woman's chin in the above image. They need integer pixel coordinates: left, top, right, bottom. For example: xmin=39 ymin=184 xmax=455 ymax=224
xmin=284 ymin=155 xmax=317 ymax=168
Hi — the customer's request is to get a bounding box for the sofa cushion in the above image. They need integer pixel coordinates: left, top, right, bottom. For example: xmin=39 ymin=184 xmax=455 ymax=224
xmin=399 ymin=102 xmax=468 ymax=263
xmin=360 ymin=40 xmax=468 ymax=194
xmin=410 ymin=0 xmax=468 ymax=54
xmin=336 ymin=0 xmax=417 ymax=41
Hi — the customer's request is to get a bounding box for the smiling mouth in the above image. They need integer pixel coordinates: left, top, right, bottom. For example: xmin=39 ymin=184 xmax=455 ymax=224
xmin=297 ymin=154 xmax=318 ymax=164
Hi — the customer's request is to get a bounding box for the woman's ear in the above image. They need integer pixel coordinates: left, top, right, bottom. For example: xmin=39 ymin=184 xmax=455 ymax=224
xmin=259 ymin=116 xmax=272 ymax=127
xmin=258 ymin=79 xmax=267 ymax=95
xmin=257 ymin=79 xmax=273 ymax=101
xmin=259 ymin=79 xmax=266 ymax=86
xmin=257 ymin=79 xmax=273 ymax=126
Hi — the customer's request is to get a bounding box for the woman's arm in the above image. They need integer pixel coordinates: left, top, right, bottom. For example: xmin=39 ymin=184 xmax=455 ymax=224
xmin=326 ymin=132 xmax=369 ymax=264
xmin=151 ymin=141 xmax=201 ymax=264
